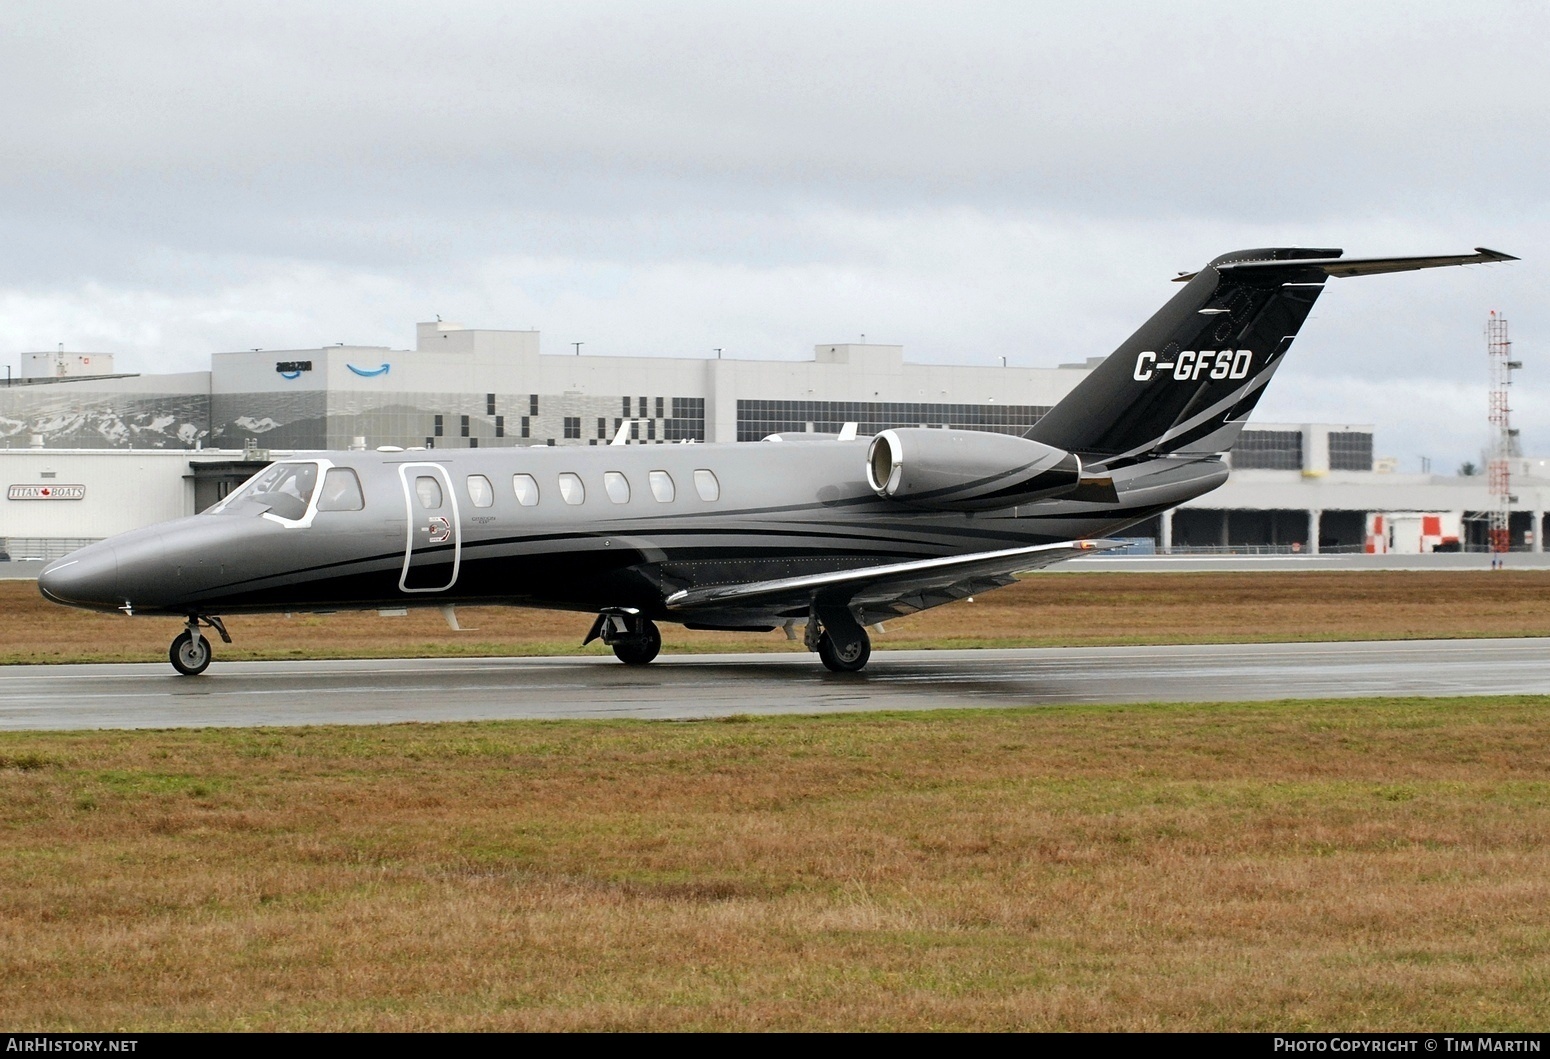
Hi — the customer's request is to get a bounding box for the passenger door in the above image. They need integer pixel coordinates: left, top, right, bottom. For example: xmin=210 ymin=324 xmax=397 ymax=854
xmin=398 ymin=462 xmax=461 ymax=592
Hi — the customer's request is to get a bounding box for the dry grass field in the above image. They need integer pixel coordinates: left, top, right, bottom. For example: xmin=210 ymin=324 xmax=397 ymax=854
xmin=2 ymin=697 xmax=1548 ymax=1031
xmin=7 ymin=568 xmax=1550 ymax=664
xmin=5 ymin=569 xmax=1549 ymax=1029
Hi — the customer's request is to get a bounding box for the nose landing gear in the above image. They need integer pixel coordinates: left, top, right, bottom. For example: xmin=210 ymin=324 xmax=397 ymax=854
xmin=583 ymin=609 xmax=662 ymax=665
xmin=169 ymin=615 xmax=230 ymax=676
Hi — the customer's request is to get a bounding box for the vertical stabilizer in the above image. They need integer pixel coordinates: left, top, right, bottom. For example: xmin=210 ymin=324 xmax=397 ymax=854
xmin=1026 ymin=248 xmax=1338 ymax=466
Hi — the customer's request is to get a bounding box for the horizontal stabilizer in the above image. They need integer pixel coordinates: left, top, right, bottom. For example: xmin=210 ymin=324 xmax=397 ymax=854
xmin=1174 ymin=247 xmax=1517 ymax=282
xmin=665 ymin=538 xmax=1122 ymax=614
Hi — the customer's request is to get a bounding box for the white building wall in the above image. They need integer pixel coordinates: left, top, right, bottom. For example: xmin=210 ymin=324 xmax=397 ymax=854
xmin=1187 ymin=469 xmax=1550 ymax=517
xmin=19 ymin=352 xmax=117 ymax=379
xmin=0 ymin=450 xmax=250 ymax=541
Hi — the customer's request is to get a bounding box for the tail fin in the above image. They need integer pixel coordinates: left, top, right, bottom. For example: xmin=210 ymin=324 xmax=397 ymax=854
xmin=1026 ymin=246 xmax=1515 ymax=467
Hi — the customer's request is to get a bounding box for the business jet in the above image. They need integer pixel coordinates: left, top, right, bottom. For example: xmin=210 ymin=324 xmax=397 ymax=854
xmin=38 ymin=246 xmax=1515 ymax=675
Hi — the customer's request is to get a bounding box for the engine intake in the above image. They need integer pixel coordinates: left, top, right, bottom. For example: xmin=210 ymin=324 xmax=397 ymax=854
xmin=865 ymin=428 xmax=1082 ymax=510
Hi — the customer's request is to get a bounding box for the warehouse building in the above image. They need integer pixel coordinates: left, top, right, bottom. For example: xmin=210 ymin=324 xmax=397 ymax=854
xmin=1 ymin=322 xmax=1093 ymax=451
xmin=0 ymin=322 xmax=1541 ymax=559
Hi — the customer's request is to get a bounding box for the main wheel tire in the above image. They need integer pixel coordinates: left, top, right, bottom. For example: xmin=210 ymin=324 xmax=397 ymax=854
xmin=817 ymin=626 xmax=871 ymax=673
xmin=613 ymin=620 xmax=661 ymax=665
xmin=170 ymin=630 xmax=212 ymax=676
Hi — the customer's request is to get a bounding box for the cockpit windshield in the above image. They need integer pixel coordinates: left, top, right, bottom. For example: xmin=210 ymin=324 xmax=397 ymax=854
xmin=214 ymin=461 xmax=319 ymax=521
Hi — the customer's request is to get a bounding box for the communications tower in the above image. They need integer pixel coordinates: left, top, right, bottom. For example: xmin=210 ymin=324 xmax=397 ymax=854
xmin=1486 ymin=312 xmax=1519 ymax=559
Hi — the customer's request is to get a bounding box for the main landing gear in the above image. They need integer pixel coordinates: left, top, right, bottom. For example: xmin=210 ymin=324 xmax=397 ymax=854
xmin=581 ymin=605 xmax=872 ymax=673
xmin=584 ymin=609 xmax=662 ymax=666
xmin=805 ymin=606 xmax=871 ymax=673
xmin=169 ymin=615 xmax=230 ymax=676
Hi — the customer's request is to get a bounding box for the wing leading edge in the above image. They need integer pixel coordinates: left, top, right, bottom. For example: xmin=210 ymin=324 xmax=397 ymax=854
xmin=664 ymin=539 xmax=1122 ymax=624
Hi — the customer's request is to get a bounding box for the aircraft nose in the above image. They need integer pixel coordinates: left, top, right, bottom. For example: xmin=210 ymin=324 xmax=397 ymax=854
xmin=38 ymin=543 xmax=120 ymax=610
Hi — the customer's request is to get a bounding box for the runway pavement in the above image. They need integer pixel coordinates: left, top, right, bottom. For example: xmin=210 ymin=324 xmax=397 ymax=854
xmin=1 ymin=637 xmax=1547 ymax=731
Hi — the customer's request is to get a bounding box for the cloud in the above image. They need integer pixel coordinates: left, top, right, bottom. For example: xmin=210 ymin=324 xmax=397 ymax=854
xmin=0 ymin=1 xmax=1541 ymax=471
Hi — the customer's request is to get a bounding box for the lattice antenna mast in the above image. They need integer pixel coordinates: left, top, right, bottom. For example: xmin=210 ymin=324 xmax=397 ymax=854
xmin=1486 ymin=312 xmax=1519 ymax=554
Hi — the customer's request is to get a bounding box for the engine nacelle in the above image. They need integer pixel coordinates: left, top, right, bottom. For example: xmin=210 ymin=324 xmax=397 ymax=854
xmin=865 ymin=428 xmax=1082 ymax=510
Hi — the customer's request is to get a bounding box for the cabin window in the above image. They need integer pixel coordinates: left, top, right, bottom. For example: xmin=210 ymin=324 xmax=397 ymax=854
xmin=603 ymin=471 xmax=630 ymax=503
xmin=558 ymin=472 xmax=585 ymax=505
xmin=317 ymin=468 xmax=364 ymax=512
xmin=513 ymin=473 xmax=539 ymax=506
xmin=466 ymin=474 xmax=494 ymax=508
xmin=648 ymin=470 xmax=674 ymax=502
xmin=693 ymin=469 xmax=720 ymax=502
xmin=415 ymin=475 xmax=444 ymax=509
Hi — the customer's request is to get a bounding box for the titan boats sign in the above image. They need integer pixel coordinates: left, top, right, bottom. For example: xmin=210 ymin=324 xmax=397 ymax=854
xmin=8 ymin=484 xmax=85 ymax=500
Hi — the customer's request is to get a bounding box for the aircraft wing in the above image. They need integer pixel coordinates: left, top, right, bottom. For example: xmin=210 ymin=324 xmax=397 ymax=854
xmin=664 ymin=539 xmax=1123 ymax=623
xmin=1174 ymin=247 xmax=1518 ymax=282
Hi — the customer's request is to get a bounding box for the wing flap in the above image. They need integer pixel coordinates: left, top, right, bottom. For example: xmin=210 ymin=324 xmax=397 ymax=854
xmin=664 ymin=539 xmax=1121 ymax=615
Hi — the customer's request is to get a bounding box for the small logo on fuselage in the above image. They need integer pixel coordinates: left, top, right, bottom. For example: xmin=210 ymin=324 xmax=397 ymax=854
xmin=1134 ymin=349 xmax=1252 ymax=382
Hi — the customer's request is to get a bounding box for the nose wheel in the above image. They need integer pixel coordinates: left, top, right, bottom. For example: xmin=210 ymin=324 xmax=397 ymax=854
xmin=170 ymin=631 xmax=211 ymax=675
xmin=169 ymin=616 xmax=230 ymax=676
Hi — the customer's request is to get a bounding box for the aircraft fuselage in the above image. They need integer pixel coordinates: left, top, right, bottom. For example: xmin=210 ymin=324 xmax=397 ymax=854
xmin=38 ymin=437 xmax=1221 ymax=622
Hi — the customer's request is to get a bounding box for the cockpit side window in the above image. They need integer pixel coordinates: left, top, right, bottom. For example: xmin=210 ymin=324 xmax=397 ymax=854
xmin=317 ymin=467 xmax=365 ymax=512
xmin=223 ymin=461 xmax=319 ymax=520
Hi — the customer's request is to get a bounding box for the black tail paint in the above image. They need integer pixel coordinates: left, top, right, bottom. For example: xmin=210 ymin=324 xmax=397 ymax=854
xmin=1026 ymin=247 xmax=1342 ymax=467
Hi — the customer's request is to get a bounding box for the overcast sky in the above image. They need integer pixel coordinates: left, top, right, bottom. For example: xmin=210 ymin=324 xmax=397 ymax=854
xmin=2 ymin=0 xmax=1544 ymax=469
